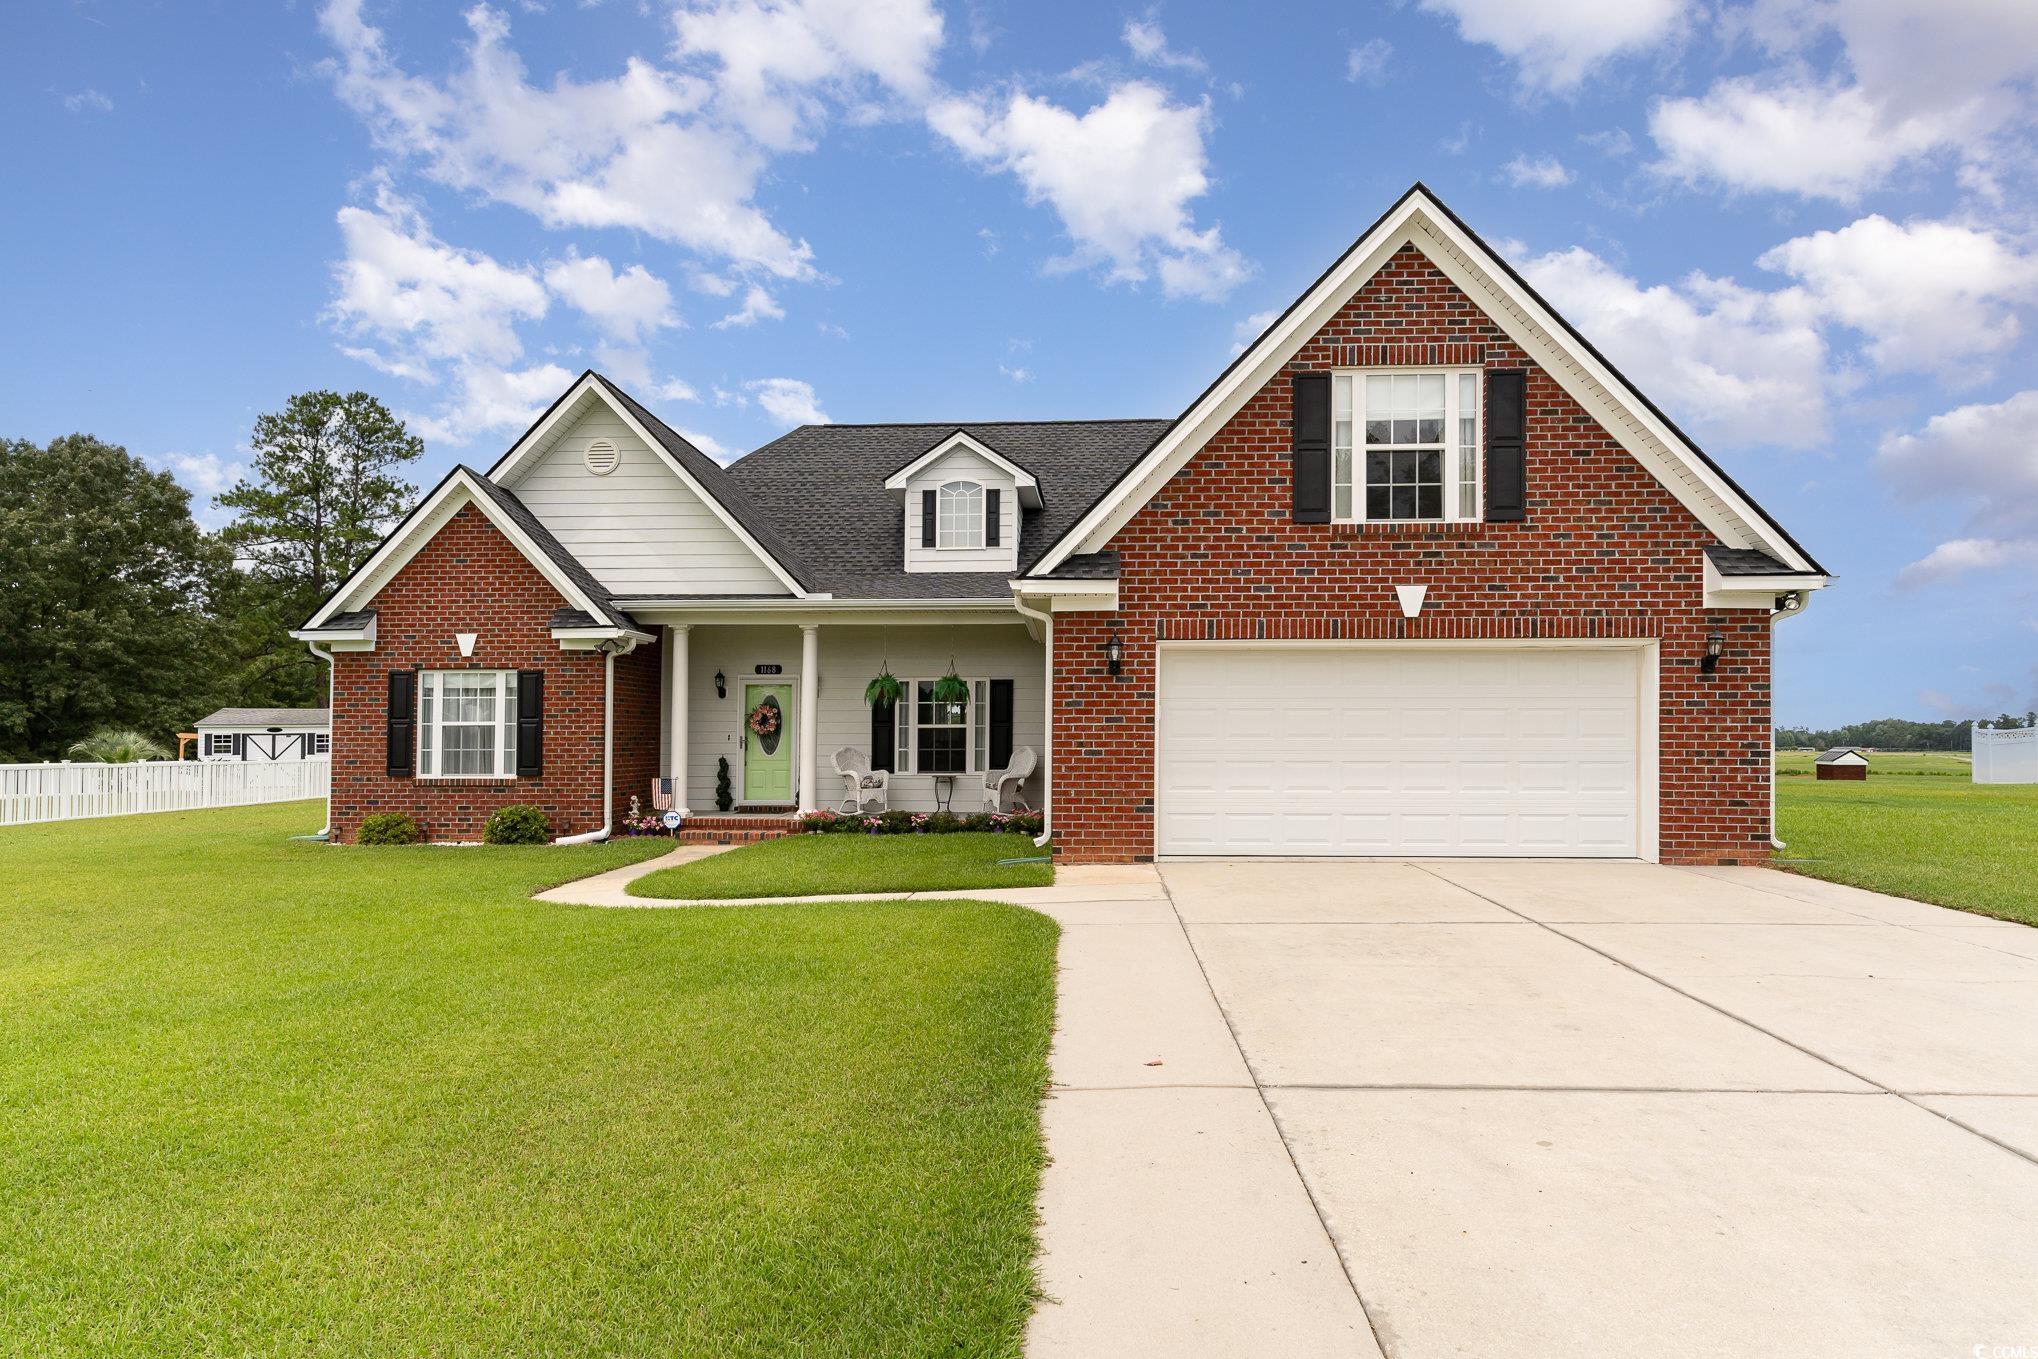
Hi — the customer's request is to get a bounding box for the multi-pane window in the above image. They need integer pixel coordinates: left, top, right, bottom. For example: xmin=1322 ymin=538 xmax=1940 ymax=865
xmin=206 ymin=733 xmax=236 ymax=757
xmin=894 ymin=678 xmax=991 ymax=774
xmin=418 ymin=670 xmax=519 ymax=778
xmin=1331 ymin=370 xmax=1481 ymax=522
xmin=935 ymin=481 xmax=985 ymax=549
xmin=312 ymin=733 xmax=331 ymax=755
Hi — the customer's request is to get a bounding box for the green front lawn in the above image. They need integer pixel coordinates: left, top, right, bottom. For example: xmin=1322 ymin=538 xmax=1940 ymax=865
xmin=630 ymin=831 xmax=1054 ymax=900
xmin=1776 ymin=768 xmax=2038 ymax=926
xmin=0 ymin=802 xmax=1058 ymax=1357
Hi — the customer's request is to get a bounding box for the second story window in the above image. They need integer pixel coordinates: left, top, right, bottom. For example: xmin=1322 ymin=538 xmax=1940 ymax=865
xmin=1332 ymin=370 xmax=1481 ymax=522
xmin=936 ymin=481 xmax=986 ymax=549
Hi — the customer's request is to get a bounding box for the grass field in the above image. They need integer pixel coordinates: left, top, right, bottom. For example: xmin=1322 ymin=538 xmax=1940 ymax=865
xmin=0 ymin=802 xmax=1057 ymax=1358
xmin=1774 ymin=753 xmax=2038 ymax=926
xmin=630 ymin=831 xmax=1055 ymax=900
xmin=1774 ymin=749 xmax=1973 ymax=777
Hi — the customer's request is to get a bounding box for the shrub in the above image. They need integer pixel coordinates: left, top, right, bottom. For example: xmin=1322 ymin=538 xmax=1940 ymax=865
xmin=715 ymin=757 xmax=734 ymax=813
xmin=959 ymin=811 xmax=997 ymax=833
xmin=924 ymin=811 xmax=962 ymax=835
xmin=1003 ymin=810 xmax=1044 ymax=837
xmin=484 ymin=804 xmax=551 ymax=845
xmin=356 ymin=812 xmax=421 ymax=846
xmin=876 ymin=808 xmax=919 ymax=836
xmin=798 ymin=810 xmax=839 ymax=834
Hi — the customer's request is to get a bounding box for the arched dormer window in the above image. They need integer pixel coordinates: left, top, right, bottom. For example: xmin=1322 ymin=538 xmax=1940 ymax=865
xmin=936 ymin=481 xmax=986 ymax=549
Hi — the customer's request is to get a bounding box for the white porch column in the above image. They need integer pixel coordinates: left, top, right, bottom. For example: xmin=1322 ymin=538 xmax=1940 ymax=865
xmin=797 ymin=623 xmax=820 ymax=813
xmin=667 ymin=623 xmax=690 ymax=814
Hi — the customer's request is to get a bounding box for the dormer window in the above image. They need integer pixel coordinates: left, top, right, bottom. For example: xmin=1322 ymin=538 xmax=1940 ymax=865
xmin=936 ymin=481 xmax=986 ymax=549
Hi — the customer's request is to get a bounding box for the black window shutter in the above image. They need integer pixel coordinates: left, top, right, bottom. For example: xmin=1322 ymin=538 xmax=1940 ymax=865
xmin=1485 ymin=369 xmax=1527 ymax=522
xmin=921 ymin=489 xmax=937 ymax=547
xmin=989 ymin=680 xmax=1014 ymax=769
xmin=870 ymin=699 xmax=895 ymax=773
xmin=516 ymin=670 xmax=544 ymax=777
xmin=1291 ymin=371 xmax=1331 ymax=523
xmin=386 ymin=670 xmax=415 ymax=777
xmin=231 ymin=732 xmax=244 ymax=759
xmin=985 ymin=488 xmax=1001 ymax=547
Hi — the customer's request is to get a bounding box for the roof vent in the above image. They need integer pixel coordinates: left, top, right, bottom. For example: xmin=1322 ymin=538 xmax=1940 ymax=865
xmin=584 ymin=439 xmax=620 ymax=476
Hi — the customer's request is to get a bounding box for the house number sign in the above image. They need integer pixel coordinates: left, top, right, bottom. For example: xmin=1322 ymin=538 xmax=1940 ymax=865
xmin=754 ymin=663 xmax=783 ymax=674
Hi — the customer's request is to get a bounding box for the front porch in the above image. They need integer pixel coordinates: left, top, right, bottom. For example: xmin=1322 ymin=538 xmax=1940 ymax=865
xmin=634 ymin=616 xmax=1048 ymax=818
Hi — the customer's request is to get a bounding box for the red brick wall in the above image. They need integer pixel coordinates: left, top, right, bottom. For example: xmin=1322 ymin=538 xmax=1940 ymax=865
xmin=330 ymin=503 xmax=623 ymax=842
xmin=1052 ymin=243 xmax=1773 ymax=865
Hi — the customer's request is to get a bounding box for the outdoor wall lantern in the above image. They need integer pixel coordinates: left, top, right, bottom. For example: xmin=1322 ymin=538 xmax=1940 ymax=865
xmin=1701 ymin=632 xmax=1725 ymax=675
xmin=1102 ymin=630 xmax=1124 ymax=677
xmin=714 ymin=670 xmax=727 ymax=699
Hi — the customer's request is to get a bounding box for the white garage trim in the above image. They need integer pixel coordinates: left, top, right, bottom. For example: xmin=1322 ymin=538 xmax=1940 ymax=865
xmin=1152 ymin=639 xmax=1659 ymax=862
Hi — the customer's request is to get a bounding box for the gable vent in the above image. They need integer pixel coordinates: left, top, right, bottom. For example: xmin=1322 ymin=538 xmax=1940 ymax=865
xmin=584 ymin=439 xmax=620 ymax=476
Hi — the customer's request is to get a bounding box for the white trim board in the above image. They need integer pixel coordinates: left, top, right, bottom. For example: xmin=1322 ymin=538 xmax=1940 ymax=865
xmin=885 ymin=431 xmax=1043 ymax=509
xmin=488 ymin=373 xmax=809 ymax=598
xmin=1038 ymin=186 xmax=1823 ymax=583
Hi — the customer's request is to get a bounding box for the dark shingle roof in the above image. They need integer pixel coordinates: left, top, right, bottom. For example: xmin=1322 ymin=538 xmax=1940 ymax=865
xmin=197 ymin=708 xmax=330 ymax=728
xmin=1026 ymin=550 xmax=1120 ymax=581
xmin=1815 ymin=747 xmax=1868 ymax=763
xmin=298 ymin=609 xmax=375 ymax=632
xmin=724 ymin=420 xmax=1168 ymax=596
xmin=465 ymin=472 xmax=640 ymax=631
xmin=1706 ymin=545 xmax=1819 ymax=577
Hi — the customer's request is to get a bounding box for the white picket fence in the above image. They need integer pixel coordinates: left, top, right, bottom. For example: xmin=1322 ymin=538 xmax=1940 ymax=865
xmin=0 ymin=757 xmax=330 ymax=827
xmin=1973 ymin=724 xmax=2038 ymax=785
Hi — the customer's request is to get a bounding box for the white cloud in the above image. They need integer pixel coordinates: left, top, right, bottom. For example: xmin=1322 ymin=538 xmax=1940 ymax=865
xmin=1759 ymin=215 xmax=2038 ymax=376
xmin=674 ymin=426 xmax=733 ymax=460
xmin=408 ymin=362 xmax=577 ymax=445
xmin=1517 ymin=245 xmax=1830 ymax=448
xmin=746 ymin=377 xmax=828 ymax=425
xmin=1878 ymin=389 xmax=2038 ymax=537
xmin=62 ymin=88 xmax=113 ymax=114
xmin=1230 ymin=306 xmax=1279 ymax=354
xmin=1895 ymin=537 xmax=2038 ymax=590
xmin=1650 ymin=79 xmax=1962 ymax=202
xmin=541 ymin=252 xmax=677 ymax=343
xmin=1418 ymin=0 xmax=1687 ymax=92
xmin=929 ymin=81 xmax=1250 ymax=300
xmin=152 ymin=451 xmax=245 ymax=499
xmin=1580 ymin=127 xmax=1633 ymax=157
xmin=328 ymin=184 xmax=549 ymax=374
xmin=1345 ymin=39 xmax=1392 ymax=85
xmin=713 ymin=283 xmax=786 ymax=329
xmin=1123 ymin=15 xmax=1207 ymax=73
xmin=319 ymin=0 xmax=816 ymax=279
xmin=998 ymin=363 xmax=1033 ymax=383
xmin=652 ymin=377 xmax=702 ymax=402
xmin=1503 ymin=153 xmax=1573 ymax=188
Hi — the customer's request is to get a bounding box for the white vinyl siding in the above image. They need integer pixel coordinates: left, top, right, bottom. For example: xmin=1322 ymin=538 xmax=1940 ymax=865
xmin=902 ymin=447 xmax=1018 ymax=573
xmin=663 ymin=623 xmax=1043 ymax=812
xmin=511 ymin=408 xmax=789 ymax=595
xmin=1156 ymin=646 xmax=1646 ymax=857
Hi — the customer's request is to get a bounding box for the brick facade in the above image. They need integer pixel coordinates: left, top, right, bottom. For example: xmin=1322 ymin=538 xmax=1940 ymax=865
xmin=1049 ymin=244 xmax=1774 ymax=866
xmin=328 ymin=503 xmax=656 ymax=843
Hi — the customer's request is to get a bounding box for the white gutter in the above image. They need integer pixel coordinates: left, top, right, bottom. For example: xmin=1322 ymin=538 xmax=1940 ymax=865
xmin=555 ymin=636 xmax=638 ymax=845
xmin=306 ymin=641 xmax=335 ymax=839
xmin=1011 ymin=593 xmax=1054 ymax=849
xmin=1768 ymin=590 xmax=1812 ymax=852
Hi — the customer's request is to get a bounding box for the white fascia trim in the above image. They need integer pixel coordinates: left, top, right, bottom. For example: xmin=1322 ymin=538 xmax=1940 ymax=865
xmin=490 ymin=373 xmax=812 ymax=598
xmin=289 ymin=615 xmax=377 ymax=651
xmin=304 ymin=469 xmax=609 ymax=629
xmin=885 ymin=431 xmax=1043 ymax=509
xmin=553 ymin=626 xmax=657 ymax=651
xmin=1038 ymin=189 xmax=1814 ymax=576
xmin=1703 ymin=558 xmax=1830 ymax=608
xmin=614 ymin=595 xmax=1029 ymax=613
xmin=1009 ymin=578 xmax=1119 ymax=612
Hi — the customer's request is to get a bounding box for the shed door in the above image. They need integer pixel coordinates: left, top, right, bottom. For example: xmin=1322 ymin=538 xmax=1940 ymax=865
xmin=1156 ymin=647 xmax=1644 ymax=857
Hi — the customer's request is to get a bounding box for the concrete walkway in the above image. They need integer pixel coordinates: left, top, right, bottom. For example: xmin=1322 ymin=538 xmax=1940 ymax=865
xmin=1027 ymin=859 xmax=2038 ymax=1358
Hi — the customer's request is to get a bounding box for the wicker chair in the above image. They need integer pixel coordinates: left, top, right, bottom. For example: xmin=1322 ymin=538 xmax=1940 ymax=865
xmin=982 ymin=746 xmax=1037 ymax=811
xmin=831 ymin=747 xmax=890 ymax=814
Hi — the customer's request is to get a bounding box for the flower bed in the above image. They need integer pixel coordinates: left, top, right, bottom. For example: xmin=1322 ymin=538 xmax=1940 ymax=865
xmin=797 ymin=808 xmax=1043 ymax=837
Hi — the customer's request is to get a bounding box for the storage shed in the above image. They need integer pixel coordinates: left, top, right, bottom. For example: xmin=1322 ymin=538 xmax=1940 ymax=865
xmin=194 ymin=708 xmax=330 ymax=762
xmin=1814 ymin=747 xmax=1869 ymax=780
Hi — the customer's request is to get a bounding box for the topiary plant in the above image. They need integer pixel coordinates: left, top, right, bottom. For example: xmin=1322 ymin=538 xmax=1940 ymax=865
xmin=356 ymin=812 xmax=421 ymax=845
xmin=715 ymin=756 xmax=734 ymax=812
xmin=484 ymin=803 xmax=551 ymax=845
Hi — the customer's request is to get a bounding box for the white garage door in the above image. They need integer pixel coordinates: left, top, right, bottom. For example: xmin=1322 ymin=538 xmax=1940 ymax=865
xmin=1156 ymin=646 xmax=1645 ymax=858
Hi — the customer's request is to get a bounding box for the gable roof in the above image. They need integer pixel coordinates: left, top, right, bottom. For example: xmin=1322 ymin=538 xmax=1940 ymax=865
xmin=724 ymin=419 xmax=1169 ymax=597
xmin=1033 ymin=182 xmax=1829 ymax=581
xmin=1815 ymin=747 xmax=1869 ymax=763
xmin=486 ymin=370 xmax=812 ymax=595
xmin=883 ymin=429 xmax=1044 ymax=508
xmin=196 ymin=707 xmax=330 ymax=729
xmin=299 ymin=466 xmax=638 ymax=632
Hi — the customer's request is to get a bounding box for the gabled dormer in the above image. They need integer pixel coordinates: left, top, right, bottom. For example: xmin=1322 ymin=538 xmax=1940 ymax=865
xmin=884 ymin=430 xmax=1041 ymax=573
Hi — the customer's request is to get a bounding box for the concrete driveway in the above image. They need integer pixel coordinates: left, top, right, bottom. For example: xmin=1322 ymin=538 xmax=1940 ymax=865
xmin=1027 ymin=859 xmax=2038 ymax=1358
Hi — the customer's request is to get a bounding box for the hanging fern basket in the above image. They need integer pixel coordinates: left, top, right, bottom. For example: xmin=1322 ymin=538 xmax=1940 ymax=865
xmin=931 ymin=669 xmax=970 ymax=708
xmin=865 ymin=668 xmax=903 ymax=709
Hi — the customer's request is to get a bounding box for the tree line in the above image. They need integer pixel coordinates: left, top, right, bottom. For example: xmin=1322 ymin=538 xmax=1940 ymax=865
xmin=1773 ymin=714 xmax=2038 ymax=753
xmin=0 ymin=392 xmax=419 ymax=762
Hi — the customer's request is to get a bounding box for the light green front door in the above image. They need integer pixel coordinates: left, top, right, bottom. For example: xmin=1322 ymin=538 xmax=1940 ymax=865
xmin=741 ymin=683 xmax=794 ymax=804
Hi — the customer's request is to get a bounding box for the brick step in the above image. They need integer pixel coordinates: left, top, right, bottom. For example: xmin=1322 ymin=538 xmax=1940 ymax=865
xmin=675 ymin=826 xmax=794 ymax=845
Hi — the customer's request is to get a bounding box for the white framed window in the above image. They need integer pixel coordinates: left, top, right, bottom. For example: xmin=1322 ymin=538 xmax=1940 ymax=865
xmin=206 ymin=733 xmax=236 ymax=757
xmin=1332 ymin=369 xmax=1481 ymax=522
xmin=418 ymin=670 xmax=519 ymax=779
xmin=894 ymin=678 xmax=991 ymax=774
xmin=935 ymin=481 xmax=986 ymax=549
xmin=312 ymin=733 xmax=331 ymax=755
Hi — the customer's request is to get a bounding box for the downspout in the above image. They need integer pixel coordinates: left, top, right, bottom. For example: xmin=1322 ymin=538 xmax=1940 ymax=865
xmin=554 ymin=637 xmax=637 ymax=845
xmin=306 ymin=642 xmax=335 ymax=839
xmin=1768 ymin=591 xmax=1810 ymax=851
xmin=1012 ymin=593 xmax=1053 ymax=849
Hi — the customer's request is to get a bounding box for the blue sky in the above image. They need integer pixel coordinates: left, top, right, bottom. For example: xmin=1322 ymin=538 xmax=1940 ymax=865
xmin=6 ymin=0 xmax=2037 ymax=726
